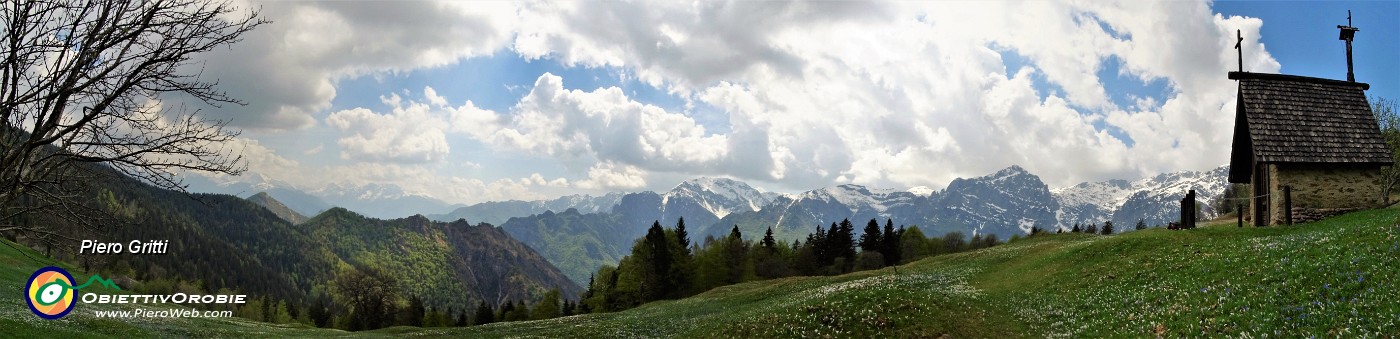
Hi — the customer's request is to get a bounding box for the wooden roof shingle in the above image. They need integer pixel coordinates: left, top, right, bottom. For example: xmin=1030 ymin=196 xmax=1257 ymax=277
xmin=1227 ymin=72 xmax=1392 ymax=178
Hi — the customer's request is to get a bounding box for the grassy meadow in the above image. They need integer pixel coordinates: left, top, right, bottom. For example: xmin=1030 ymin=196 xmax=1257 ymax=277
xmin=3 ymin=206 xmax=1398 ymax=337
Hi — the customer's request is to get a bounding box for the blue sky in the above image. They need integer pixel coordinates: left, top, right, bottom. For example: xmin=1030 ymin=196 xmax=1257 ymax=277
xmin=179 ymin=1 xmax=1400 ymax=205
xmin=1214 ymin=1 xmax=1399 ymax=101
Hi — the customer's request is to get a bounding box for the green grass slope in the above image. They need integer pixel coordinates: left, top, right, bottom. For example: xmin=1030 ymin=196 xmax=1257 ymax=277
xmin=440 ymin=207 xmax=1400 ymax=337
xmin=5 ymin=208 xmax=1398 ymax=337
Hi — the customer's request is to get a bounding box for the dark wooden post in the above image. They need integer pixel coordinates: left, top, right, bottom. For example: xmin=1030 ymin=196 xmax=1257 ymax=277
xmin=1237 ymin=203 xmax=1243 ymax=227
xmin=1180 ymin=195 xmax=1189 ymax=228
xmin=1180 ymin=190 xmax=1197 ymax=229
xmin=1187 ymin=190 xmax=1196 ymax=228
xmin=1338 ymin=11 xmax=1358 ymax=82
xmin=1284 ymin=186 xmax=1292 ymax=225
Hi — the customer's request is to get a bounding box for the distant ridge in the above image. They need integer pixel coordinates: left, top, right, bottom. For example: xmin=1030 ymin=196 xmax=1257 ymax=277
xmin=11 ymin=158 xmax=581 ymax=314
xmin=247 ymin=192 xmax=308 ymax=224
xmin=499 ymin=165 xmax=1231 ymax=286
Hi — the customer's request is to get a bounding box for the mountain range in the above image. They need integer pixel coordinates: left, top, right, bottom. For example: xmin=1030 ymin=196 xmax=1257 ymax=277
xmin=192 ymin=164 xmax=1229 ymax=286
xmin=15 ymin=161 xmax=578 ymax=313
xmin=182 ymin=173 xmax=459 ymax=220
xmin=428 ymin=193 xmax=625 ymax=226
xmin=486 ymin=165 xmax=1230 ymax=285
xmin=1052 ymin=166 xmax=1231 ymax=229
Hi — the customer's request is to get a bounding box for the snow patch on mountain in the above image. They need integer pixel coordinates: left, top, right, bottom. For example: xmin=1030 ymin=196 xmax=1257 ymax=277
xmin=794 ymin=184 xmax=917 ymax=215
xmin=1052 ymin=165 xmax=1230 ymax=228
xmin=1052 ymin=179 xmax=1133 ymax=213
xmin=662 ymin=177 xmax=770 ymax=219
xmin=1018 ymin=218 xmax=1035 ymax=234
xmin=907 ymin=186 xmax=936 ymax=197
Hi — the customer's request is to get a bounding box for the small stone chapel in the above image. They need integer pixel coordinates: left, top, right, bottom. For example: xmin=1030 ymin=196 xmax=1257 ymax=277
xmin=1225 ymin=16 xmax=1393 ymax=226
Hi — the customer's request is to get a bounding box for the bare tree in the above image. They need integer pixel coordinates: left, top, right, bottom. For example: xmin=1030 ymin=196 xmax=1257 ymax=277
xmin=0 ymin=0 xmax=264 ymax=244
xmin=1374 ymin=96 xmax=1400 ymax=205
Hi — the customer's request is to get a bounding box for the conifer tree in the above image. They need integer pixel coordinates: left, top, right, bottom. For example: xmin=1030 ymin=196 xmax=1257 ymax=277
xmin=579 ymin=274 xmax=595 ymax=312
xmin=1102 ymin=221 xmax=1115 ymax=235
xmin=836 ymin=219 xmax=857 ymax=271
xmin=860 ymin=219 xmax=882 ymax=252
xmin=803 ymin=225 xmax=832 ymax=271
xmin=644 ymin=222 xmax=673 ymax=301
xmin=1135 ymin=218 xmax=1148 ymax=230
xmin=261 ymin=296 xmax=274 ymax=324
xmin=762 ymin=227 xmax=777 ymax=252
xmin=473 ymin=301 xmax=494 ymax=325
xmin=507 ymin=301 xmax=530 ymax=321
xmin=724 ymin=226 xmax=749 ymax=283
xmin=880 ymin=220 xmax=901 ymax=266
xmin=676 ymin=217 xmax=690 ymax=254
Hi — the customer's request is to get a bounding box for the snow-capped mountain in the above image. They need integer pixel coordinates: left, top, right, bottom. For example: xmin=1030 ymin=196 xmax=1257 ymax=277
xmin=706 ymin=183 xmax=933 ymax=242
xmin=662 ymin=177 xmax=770 ymax=220
xmin=1052 ymin=165 xmax=1230 ymax=229
xmin=705 ymin=168 xmax=1058 ymax=242
xmin=491 ymin=166 xmax=1231 ymax=289
xmin=546 ymin=193 xmax=626 ymax=215
xmin=793 ymin=184 xmax=904 ymax=216
xmin=433 ymin=177 xmax=768 ymax=228
xmin=1052 ymin=179 xmax=1133 ymax=230
xmin=907 ymin=186 xmax=936 ymax=197
xmin=928 ymin=165 xmax=1060 ymax=238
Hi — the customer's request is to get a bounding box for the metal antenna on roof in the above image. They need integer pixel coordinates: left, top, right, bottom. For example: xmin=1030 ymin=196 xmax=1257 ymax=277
xmin=1337 ymin=10 xmax=1359 ymax=82
xmin=1234 ymin=29 xmax=1243 ymax=73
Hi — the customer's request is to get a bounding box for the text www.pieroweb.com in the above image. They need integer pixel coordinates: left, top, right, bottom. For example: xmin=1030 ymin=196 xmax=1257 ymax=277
xmin=93 ymin=308 xmax=233 ymax=318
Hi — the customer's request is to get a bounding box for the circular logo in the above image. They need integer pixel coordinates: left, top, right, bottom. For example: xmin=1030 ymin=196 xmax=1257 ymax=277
xmin=25 ymin=266 xmax=76 ymax=319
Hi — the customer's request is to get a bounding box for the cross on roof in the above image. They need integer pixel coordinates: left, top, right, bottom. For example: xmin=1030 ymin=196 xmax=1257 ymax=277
xmin=1234 ymin=29 xmax=1242 ymax=73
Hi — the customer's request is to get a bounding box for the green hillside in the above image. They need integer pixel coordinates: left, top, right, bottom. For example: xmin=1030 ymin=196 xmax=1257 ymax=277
xmin=5 ymin=207 xmax=1397 ymax=337
xmin=303 ymin=208 xmax=582 ymax=308
xmin=445 ymin=207 xmax=1400 ymax=337
xmin=0 ymin=161 xmax=579 ymax=330
xmin=498 ymin=209 xmax=635 ymax=286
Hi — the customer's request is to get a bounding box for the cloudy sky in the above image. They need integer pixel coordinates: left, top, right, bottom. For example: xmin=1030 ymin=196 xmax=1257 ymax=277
xmin=182 ymin=0 xmax=1400 ymax=204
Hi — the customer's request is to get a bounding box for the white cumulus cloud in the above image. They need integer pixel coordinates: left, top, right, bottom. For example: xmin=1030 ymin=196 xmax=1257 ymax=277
xmin=325 ymin=95 xmax=451 ymax=164
xmin=195 ymin=0 xmax=1287 ymax=203
xmin=173 ymin=1 xmax=517 ymax=130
